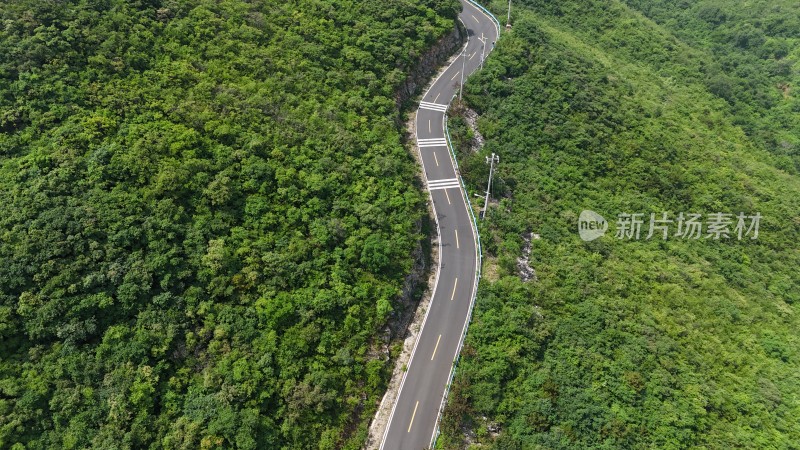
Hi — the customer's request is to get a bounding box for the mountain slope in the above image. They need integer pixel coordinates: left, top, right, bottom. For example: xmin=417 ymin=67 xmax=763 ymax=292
xmin=0 ymin=0 xmax=458 ymax=448
xmin=439 ymin=0 xmax=800 ymax=448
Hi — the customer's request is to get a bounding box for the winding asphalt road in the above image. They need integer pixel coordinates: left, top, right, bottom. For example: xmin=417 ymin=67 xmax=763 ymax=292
xmin=379 ymin=2 xmax=499 ymax=449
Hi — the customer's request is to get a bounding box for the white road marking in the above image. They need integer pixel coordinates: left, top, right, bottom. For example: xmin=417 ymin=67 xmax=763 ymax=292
xmin=428 ymin=177 xmax=459 ymax=185
xmin=469 ymin=52 xmax=476 ymax=60
xmin=433 ymin=151 xmax=439 ymax=166
xmin=418 ymin=138 xmax=448 ymax=147
xmin=427 ymin=178 xmax=460 ymax=190
xmin=419 ymin=101 xmax=449 ymax=112
xmin=431 ymin=335 xmax=442 ymax=360
xmin=451 ymin=71 xmax=459 ymax=80
xmin=434 ymin=92 xmax=441 ymax=102
xmin=429 ymin=183 xmax=461 ymax=191
xmin=408 ymin=401 xmax=419 ymax=433
xmin=428 ymin=119 xmax=431 ymax=133
xmin=455 ymin=229 xmax=460 ymax=248
xmin=450 ymin=278 xmax=458 ymax=301
xmin=472 ymin=14 xmax=479 ymax=22
xmin=444 ymin=188 xmax=451 ymax=204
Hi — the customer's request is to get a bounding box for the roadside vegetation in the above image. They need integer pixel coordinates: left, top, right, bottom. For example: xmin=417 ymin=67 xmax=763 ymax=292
xmin=0 ymin=0 xmax=459 ymax=448
xmin=440 ymin=0 xmax=800 ymax=448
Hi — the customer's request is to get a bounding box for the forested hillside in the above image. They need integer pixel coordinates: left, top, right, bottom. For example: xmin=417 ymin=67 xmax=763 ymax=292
xmin=440 ymin=0 xmax=800 ymax=448
xmin=624 ymin=0 xmax=799 ymax=174
xmin=0 ymin=0 xmax=458 ymax=448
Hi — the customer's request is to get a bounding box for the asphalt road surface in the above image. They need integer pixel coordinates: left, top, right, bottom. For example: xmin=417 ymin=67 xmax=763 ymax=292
xmin=379 ymin=2 xmax=499 ymax=449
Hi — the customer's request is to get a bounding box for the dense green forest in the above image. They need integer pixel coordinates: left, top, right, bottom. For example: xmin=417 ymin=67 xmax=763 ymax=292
xmin=440 ymin=0 xmax=800 ymax=448
xmin=0 ymin=0 xmax=459 ymax=448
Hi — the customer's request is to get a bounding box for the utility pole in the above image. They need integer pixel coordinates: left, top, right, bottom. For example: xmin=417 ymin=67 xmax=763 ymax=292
xmin=506 ymin=0 xmax=512 ymax=29
xmin=481 ymin=153 xmax=499 ymax=219
xmin=458 ymin=46 xmax=466 ymax=100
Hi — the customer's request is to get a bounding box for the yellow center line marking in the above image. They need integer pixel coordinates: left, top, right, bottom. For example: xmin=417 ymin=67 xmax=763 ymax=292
xmin=431 ymin=334 xmax=442 ymax=360
xmin=433 ymin=151 xmax=439 ymax=166
xmin=451 ymin=71 xmax=459 ymax=80
xmin=434 ymin=92 xmax=441 ymax=102
xmin=455 ymin=229 xmax=460 ymax=248
xmin=407 ymin=401 xmax=419 ymax=433
xmin=450 ymin=278 xmax=458 ymax=301
xmin=444 ymin=188 xmax=451 ymax=204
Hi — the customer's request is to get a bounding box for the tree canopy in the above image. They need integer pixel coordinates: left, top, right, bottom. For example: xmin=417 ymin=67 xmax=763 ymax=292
xmin=439 ymin=0 xmax=800 ymax=448
xmin=0 ymin=0 xmax=459 ymax=448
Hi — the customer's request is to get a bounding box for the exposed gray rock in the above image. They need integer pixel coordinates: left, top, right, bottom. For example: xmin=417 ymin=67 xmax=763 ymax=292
xmin=395 ymin=23 xmax=467 ymax=110
xmin=518 ymin=231 xmax=538 ymax=282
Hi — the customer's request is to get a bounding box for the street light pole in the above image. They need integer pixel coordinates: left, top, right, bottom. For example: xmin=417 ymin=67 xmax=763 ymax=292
xmin=482 ymin=153 xmax=499 ymax=219
xmin=506 ymin=0 xmax=512 ymax=28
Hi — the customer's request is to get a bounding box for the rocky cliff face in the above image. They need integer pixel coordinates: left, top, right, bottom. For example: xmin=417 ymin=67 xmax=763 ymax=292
xmin=395 ymin=22 xmax=466 ymax=110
